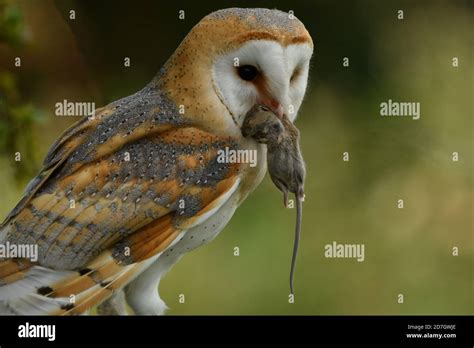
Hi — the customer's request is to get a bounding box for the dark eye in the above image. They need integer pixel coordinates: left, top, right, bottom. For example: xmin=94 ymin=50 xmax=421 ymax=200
xmin=290 ymin=68 xmax=300 ymax=83
xmin=237 ymin=65 xmax=259 ymax=81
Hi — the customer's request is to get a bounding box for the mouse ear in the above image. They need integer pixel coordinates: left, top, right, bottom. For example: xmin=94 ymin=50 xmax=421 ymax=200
xmin=241 ymin=115 xmax=254 ymax=137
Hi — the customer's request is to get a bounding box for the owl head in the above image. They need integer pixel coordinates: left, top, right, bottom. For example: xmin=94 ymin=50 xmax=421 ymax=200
xmin=159 ymin=8 xmax=313 ymax=134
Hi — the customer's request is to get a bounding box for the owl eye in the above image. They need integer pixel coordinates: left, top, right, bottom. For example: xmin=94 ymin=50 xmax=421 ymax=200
xmin=237 ymin=65 xmax=259 ymax=81
xmin=290 ymin=68 xmax=301 ymax=83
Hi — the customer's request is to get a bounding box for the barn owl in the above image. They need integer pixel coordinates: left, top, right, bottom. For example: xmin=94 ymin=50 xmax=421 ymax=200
xmin=0 ymin=8 xmax=313 ymax=315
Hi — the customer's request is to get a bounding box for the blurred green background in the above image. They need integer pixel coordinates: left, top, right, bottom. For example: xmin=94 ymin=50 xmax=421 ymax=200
xmin=0 ymin=0 xmax=472 ymax=314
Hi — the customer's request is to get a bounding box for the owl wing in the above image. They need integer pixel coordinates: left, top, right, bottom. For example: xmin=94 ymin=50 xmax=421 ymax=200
xmin=0 ymin=91 xmax=242 ymax=314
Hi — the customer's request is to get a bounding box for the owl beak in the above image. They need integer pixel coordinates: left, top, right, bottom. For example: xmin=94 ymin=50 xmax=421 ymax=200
xmin=259 ymin=98 xmax=284 ymax=119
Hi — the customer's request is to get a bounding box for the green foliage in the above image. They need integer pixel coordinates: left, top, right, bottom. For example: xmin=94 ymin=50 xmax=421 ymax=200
xmin=0 ymin=1 xmax=26 ymax=47
xmin=0 ymin=2 xmax=45 ymax=184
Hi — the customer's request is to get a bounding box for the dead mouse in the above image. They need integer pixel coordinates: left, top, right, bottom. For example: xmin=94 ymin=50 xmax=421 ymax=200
xmin=242 ymin=104 xmax=306 ymax=295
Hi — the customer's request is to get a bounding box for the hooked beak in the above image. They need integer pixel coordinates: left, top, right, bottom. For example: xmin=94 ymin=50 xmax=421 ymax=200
xmin=258 ymin=96 xmax=284 ymax=119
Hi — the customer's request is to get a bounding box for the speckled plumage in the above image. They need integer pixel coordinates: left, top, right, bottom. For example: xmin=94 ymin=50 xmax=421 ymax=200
xmin=0 ymin=7 xmax=313 ymax=315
